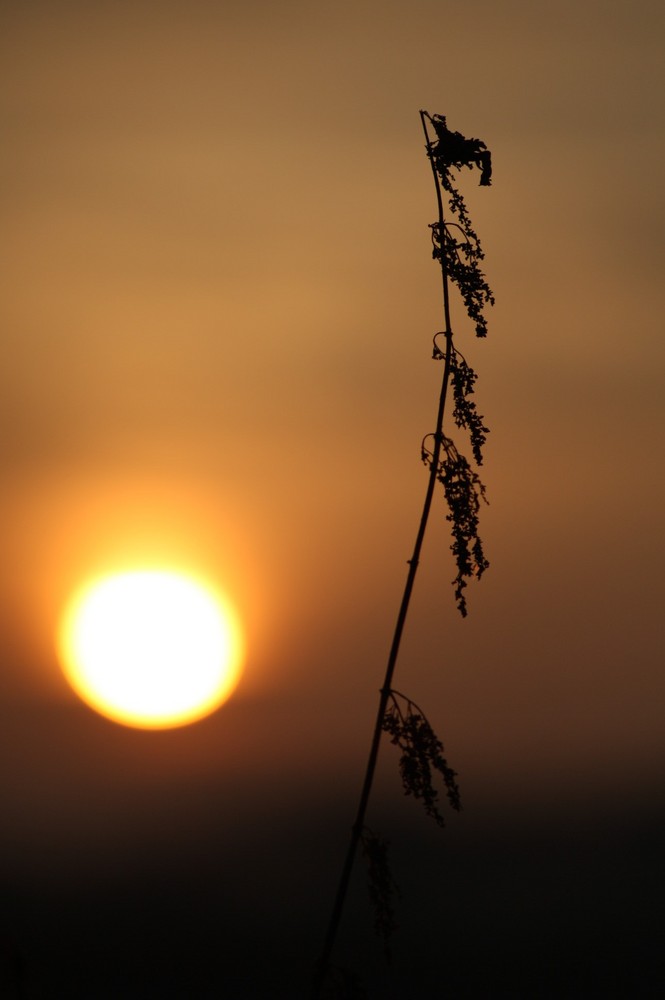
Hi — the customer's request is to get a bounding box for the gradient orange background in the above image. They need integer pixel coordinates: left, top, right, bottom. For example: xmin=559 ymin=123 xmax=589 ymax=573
xmin=1 ymin=1 xmax=663 ymax=995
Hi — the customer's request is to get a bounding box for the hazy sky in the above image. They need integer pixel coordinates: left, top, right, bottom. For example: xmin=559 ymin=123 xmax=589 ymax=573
xmin=1 ymin=0 xmax=663 ymax=995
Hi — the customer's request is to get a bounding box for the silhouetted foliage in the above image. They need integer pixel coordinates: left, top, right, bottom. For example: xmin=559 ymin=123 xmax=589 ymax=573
xmin=360 ymin=828 xmax=399 ymax=960
xmin=425 ymin=111 xmax=494 ymax=338
xmin=430 ymin=221 xmax=494 ymax=338
xmin=422 ymin=433 xmax=489 ymax=617
xmin=423 ymin=110 xmax=492 ymax=613
xmin=318 ymin=965 xmax=368 ymax=1000
xmin=433 ymin=339 xmax=488 ymax=466
xmin=428 ymin=113 xmax=492 ymax=186
xmin=382 ymin=691 xmax=461 ymax=826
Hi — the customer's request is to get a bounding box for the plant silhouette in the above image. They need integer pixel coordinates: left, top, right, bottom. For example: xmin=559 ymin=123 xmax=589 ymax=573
xmin=310 ymin=111 xmax=494 ymax=997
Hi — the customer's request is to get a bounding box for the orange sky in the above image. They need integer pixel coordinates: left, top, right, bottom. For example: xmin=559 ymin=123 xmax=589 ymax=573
xmin=1 ymin=0 xmax=664 ymax=993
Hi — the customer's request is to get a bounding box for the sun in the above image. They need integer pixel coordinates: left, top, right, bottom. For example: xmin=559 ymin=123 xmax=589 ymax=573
xmin=57 ymin=569 xmax=244 ymax=729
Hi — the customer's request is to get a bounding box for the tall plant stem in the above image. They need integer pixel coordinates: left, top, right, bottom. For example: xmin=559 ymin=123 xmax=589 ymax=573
xmin=310 ymin=111 xmax=454 ymax=998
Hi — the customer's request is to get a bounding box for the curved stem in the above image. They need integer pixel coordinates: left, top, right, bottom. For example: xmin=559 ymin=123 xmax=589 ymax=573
xmin=421 ymin=110 xmax=453 ymax=335
xmin=310 ymin=112 xmax=454 ymax=998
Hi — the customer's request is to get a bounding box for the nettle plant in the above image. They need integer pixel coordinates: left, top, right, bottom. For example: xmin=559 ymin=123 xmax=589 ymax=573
xmin=311 ymin=111 xmax=494 ymax=998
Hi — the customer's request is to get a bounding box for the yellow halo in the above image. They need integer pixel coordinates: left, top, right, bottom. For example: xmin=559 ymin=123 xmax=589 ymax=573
xmin=57 ymin=569 xmax=244 ymax=729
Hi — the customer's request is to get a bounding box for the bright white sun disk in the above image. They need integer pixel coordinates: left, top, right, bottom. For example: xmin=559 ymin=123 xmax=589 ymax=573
xmin=58 ymin=570 xmax=244 ymax=729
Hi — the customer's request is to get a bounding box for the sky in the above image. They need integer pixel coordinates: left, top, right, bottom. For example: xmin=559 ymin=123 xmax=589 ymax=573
xmin=1 ymin=0 xmax=664 ymax=995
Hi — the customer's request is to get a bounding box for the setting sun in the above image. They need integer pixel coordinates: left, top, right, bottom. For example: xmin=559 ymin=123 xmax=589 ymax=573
xmin=57 ymin=569 xmax=244 ymax=729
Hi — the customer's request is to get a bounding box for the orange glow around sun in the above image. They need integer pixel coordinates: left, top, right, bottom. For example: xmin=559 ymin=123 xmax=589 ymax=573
xmin=57 ymin=569 xmax=244 ymax=729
